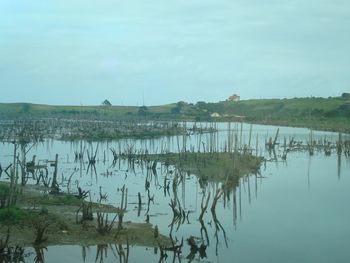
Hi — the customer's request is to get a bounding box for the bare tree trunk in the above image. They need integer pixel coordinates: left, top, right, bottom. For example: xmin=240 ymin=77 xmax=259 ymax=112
xmin=7 ymin=143 xmax=18 ymax=207
xmin=51 ymin=154 xmax=59 ymax=191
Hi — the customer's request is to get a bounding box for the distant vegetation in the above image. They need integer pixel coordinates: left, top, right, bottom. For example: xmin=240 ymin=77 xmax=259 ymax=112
xmin=198 ymin=96 xmax=350 ymax=132
xmin=0 ymin=95 xmax=349 ymax=132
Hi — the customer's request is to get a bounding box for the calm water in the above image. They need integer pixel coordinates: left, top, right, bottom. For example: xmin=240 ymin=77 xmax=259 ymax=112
xmin=1 ymin=123 xmax=350 ymax=263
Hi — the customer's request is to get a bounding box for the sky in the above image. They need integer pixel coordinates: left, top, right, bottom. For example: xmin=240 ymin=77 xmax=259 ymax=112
xmin=0 ymin=0 xmax=349 ymax=106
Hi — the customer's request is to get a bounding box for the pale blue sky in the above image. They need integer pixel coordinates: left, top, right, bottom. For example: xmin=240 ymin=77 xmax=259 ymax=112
xmin=0 ymin=0 xmax=349 ymax=105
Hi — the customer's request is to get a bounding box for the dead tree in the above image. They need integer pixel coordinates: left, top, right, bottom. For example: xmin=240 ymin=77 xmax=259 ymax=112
xmin=76 ymin=202 xmax=93 ymax=223
xmin=76 ymin=187 xmax=89 ymax=199
xmin=117 ymin=186 xmax=128 ymax=230
xmin=137 ymin=192 xmax=142 ymax=217
xmin=50 ymin=154 xmax=59 ymax=193
xmin=33 ymin=219 xmax=51 ymax=245
xmin=7 ymin=142 xmax=19 ymax=207
xmin=96 ymin=212 xmax=118 ymax=235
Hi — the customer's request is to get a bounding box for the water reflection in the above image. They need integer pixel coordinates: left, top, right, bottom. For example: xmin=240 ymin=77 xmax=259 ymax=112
xmin=33 ymin=247 xmax=46 ymax=263
xmin=1 ymin=124 xmax=349 ymax=263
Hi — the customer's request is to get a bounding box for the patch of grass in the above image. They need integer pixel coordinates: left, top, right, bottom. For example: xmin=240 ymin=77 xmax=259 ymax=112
xmin=31 ymin=194 xmax=83 ymax=206
xmin=0 ymin=184 xmax=10 ymax=196
xmin=0 ymin=184 xmax=10 ymax=208
xmin=0 ymin=207 xmax=32 ymax=224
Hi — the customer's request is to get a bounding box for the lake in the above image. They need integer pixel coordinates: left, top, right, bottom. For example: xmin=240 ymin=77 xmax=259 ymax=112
xmin=1 ymin=123 xmax=349 ymax=263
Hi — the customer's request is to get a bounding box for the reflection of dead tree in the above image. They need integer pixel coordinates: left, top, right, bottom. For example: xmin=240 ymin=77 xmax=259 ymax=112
xmin=0 ymin=228 xmax=10 ymax=253
xmin=87 ymin=145 xmax=98 ymax=179
xmin=158 ymin=235 xmax=183 ymax=263
xmin=0 ymin=228 xmax=26 ymax=262
xmin=158 ymin=247 xmax=168 ymax=263
xmin=111 ymin=239 xmax=130 ymax=263
xmin=145 ymin=189 xmax=154 ymax=215
xmin=211 ymin=188 xmax=228 ymax=255
xmin=163 ymin=176 xmax=170 ymax=197
xmin=186 ymin=236 xmax=207 ymax=262
xmin=199 ymin=190 xmax=211 ymax=245
xmin=95 ymin=244 xmax=108 ymax=263
xmin=167 ymin=171 xmax=190 ymax=234
xmin=82 ymin=246 xmax=90 ymax=263
xmin=99 ymin=186 xmax=108 ymax=202
xmin=87 ymin=145 xmax=98 ymax=165
xmin=74 ymin=142 xmax=85 ymax=163
xmin=199 ymin=191 xmax=211 ymax=221
xmin=87 ymin=162 xmax=97 ymax=178
xmin=110 ymin=148 xmax=118 ymax=167
xmin=34 ymin=246 xmax=47 ymax=263
xmin=168 ymin=198 xmax=189 ymax=234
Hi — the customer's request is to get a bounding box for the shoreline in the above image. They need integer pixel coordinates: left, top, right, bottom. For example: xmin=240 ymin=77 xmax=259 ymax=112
xmin=0 ymin=183 xmax=171 ymax=248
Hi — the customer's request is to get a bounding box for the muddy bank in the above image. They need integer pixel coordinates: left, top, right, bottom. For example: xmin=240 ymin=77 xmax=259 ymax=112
xmin=0 ymin=184 xmax=170 ymax=247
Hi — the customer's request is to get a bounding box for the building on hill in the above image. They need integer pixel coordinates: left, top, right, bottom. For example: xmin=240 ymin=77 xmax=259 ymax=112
xmin=227 ymin=94 xmax=240 ymax=102
xmin=210 ymin=112 xmax=221 ymax=118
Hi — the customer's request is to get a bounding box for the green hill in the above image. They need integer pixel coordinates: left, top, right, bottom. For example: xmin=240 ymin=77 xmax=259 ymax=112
xmin=0 ymin=96 xmax=349 ymax=132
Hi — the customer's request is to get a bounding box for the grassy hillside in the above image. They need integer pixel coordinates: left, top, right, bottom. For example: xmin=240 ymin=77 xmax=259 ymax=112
xmin=201 ymin=97 xmax=350 ymax=131
xmin=1 ymin=96 xmax=349 ymax=132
